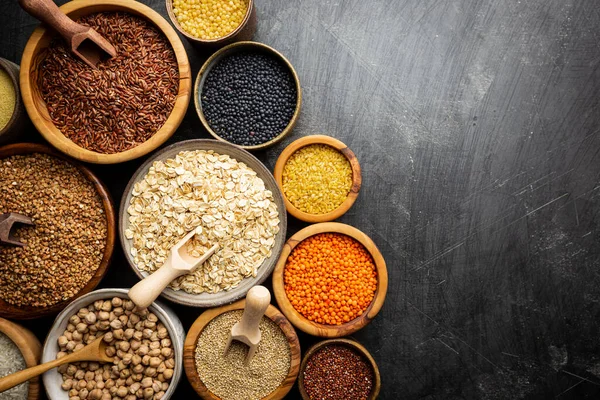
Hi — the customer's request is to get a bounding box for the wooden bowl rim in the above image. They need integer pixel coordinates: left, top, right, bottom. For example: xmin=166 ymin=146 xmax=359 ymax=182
xmin=118 ymin=139 xmax=288 ymax=308
xmin=273 ymin=135 xmax=361 ymax=222
xmin=183 ymin=300 xmax=301 ymax=400
xmin=0 ymin=58 xmax=22 ymax=137
xmin=165 ymin=0 xmax=254 ymax=44
xmin=272 ymin=222 xmax=387 ymax=337
xmin=297 ymin=338 xmax=381 ymax=400
xmin=0 ymin=317 xmax=42 ymax=400
xmin=0 ymin=143 xmax=116 ymax=319
xmin=19 ymin=0 xmax=191 ymax=164
xmin=193 ymin=41 xmax=302 ymax=151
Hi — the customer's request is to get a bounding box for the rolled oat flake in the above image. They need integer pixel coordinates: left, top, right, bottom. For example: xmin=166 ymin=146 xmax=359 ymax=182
xmin=0 ymin=332 xmax=28 ymax=399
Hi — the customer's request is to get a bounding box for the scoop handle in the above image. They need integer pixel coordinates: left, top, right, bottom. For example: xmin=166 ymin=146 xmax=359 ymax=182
xmin=0 ymin=355 xmax=66 ymax=393
xmin=19 ymin=0 xmax=86 ymax=41
xmin=128 ymin=260 xmax=182 ymax=309
xmin=237 ymin=286 xmax=271 ymax=343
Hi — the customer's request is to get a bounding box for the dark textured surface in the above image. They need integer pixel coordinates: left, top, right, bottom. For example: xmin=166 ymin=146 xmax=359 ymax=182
xmin=1 ymin=0 xmax=600 ymax=399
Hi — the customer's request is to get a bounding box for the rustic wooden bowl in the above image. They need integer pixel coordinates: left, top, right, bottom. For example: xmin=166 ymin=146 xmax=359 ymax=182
xmin=0 ymin=143 xmax=116 ymax=319
xmin=273 ymin=135 xmax=361 ymax=223
xmin=272 ymin=222 xmax=387 ymax=337
xmin=119 ymin=139 xmax=287 ymax=308
xmin=0 ymin=317 xmax=42 ymax=400
xmin=19 ymin=0 xmax=191 ymax=164
xmin=166 ymin=0 xmax=256 ymax=48
xmin=298 ymin=338 xmax=381 ymax=400
xmin=0 ymin=58 xmax=27 ymax=146
xmin=194 ymin=41 xmax=302 ymax=151
xmin=184 ymin=299 xmax=301 ymax=400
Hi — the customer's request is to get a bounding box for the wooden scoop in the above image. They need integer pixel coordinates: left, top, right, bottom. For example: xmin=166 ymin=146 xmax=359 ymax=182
xmin=19 ymin=0 xmax=116 ymax=69
xmin=224 ymin=285 xmax=271 ymax=364
xmin=0 ymin=336 xmax=111 ymax=393
xmin=128 ymin=230 xmax=218 ymax=309
xmin=0 ymin=213 xmax=34 ymax=247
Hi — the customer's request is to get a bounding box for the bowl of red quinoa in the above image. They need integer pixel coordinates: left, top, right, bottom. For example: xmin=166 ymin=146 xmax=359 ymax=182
xmin=19 ymin=0 xmax=191 ymax=164
xmin=0 ymin=143 xmax=115 ymax=320
xmin=194 ymin=41 xmax=302 ymax=150
xmin=298 ymin=338 xmax=381 ymax=400
xmin=272 ymin=222 xmax=388 ymax=337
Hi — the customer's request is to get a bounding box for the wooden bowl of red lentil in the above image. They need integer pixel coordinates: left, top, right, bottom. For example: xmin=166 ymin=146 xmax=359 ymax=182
xmin=298 ymin=338 xmax=381 ymax=400
xmin=165 ymin=0 xmax=257 ymax=48
xmin=183 ymin=299 xmax=301 ymax=400
xmin=0 ymin=143 xmax=116 ymax=320
xmin=273 ymin=135 xmax=361 ymax=223
xmin=272 ymin=222 xmax=387 ymax=337
xmin=19 ymin=0 xmax=191 ymax=164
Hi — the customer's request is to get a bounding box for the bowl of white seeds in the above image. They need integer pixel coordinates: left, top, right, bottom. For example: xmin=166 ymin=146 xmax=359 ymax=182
xmin=41 ymin=289 xmax=184 ymax=400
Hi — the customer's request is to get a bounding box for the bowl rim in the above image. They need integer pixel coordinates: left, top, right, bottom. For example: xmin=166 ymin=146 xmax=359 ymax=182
xmin=297 ymin=338 xmax=381 ymax=400
xmin=0 ymin=143 xmax=116 ymax=320
xmin=0 ymin=317 xmax=42 ymax=400
xmin=273 ymin=135 xmax=362 ymax=222
xmin=272 ymin=222 xmax=388 ymax=337
xmin=193 ymin=41 xmax=302 ymax=151
xmin=165 ymin=0 xmax=254 ymax=44
xmin=118 ymin=138 xmax=288 ymax=307
xmin=18 ymin=0 xmax=191 ymax=164
xmin=183 ymin=299 xmax=301 ymax=400
xmin=41 ymin=288 xmax=184 ymax=400
xmin=0 ymin=58 xmax=22 ymax=137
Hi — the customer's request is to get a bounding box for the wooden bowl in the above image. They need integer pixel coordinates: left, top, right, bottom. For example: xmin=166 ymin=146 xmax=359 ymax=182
xmin=194 ymin=41 xmax=302 ymax=151
xmin=184 ymin=299 xmax=301 ymax=400
xmin=166 ymin=0 xmax=257 ymax=48
xmin=0 ymin=317 xmax=42 ymax=400
xmin=41 ymin=289 xmax=185 ymax=400
xmin=273 ymin=135 xmax=361 ymax=223
xmin=119 ymin=139 xmax=287 ymax=308
xmin=19 ymin=0 xmax=191 ymax=164
xmin=0 ymin=143 xmax=116 ymax=319
xmin=272 ymin=222 xmax=387 ymax=337
xmin=0 ymin=58 xmax=27 ymax=146
xmin=298 ymin=338 xmax=381 ymax=400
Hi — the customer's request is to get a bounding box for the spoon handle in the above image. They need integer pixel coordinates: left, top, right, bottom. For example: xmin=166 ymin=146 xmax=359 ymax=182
xmin=237 ymin=285 xmax=271 ymax=343
xmin=0 ymin=356 xmax=66 ymax=393
xmin=18 ymin=0 xmax=86 ymax=42
xmin=128 ymin=260 xmax=182 ymax=309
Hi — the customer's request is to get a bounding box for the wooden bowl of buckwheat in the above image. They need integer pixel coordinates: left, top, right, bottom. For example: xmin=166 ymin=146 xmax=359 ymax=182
xmin=0 ymin=143 xmax=116 ymax=320
xmin=119 ymin=139 xmax=287 ymax=308
xmin=20 ymin=0 xmax=191 ymax=164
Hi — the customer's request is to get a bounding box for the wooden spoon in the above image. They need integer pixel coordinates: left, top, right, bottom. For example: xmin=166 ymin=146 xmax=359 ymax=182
xmin=0 ymin=336 xmax=111 ymax=393
xmin=224 ymin=285 xmax=271 ymax=364
xmin=128 ymin=230 xmax=218 ymax=309
xmin=0 ymin=213 xmax=34 ymax=247
xmin=18 ymin=0 xmax=116 ymax=69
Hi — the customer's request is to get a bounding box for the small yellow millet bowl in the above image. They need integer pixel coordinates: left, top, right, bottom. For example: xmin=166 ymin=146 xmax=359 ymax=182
xmin=166 ymin=0 xmax=256 ymax=48
xmin=273 ymin=135 xmax=362 ymax=223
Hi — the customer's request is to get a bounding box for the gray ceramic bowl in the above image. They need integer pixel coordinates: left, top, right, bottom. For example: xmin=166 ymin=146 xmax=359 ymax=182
xmin=42 ymin=289 xmax=184 ymax=400
xmin=119 ymin=139 xmax=287 ymax=307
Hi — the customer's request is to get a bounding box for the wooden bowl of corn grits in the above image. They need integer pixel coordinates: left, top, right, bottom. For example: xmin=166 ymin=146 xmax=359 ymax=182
xmin=19 ymin=0 xmax=191 ymax=164
xmin=273 ymin=135 xmax=361 ymax=223
xmin=272 ymin=222 xmax=388 ymax=338
xmin=119 ymin=139 xmax=287 ymax=308
xmin=183 ymin=299 xmax=301 ymax=400
xmin=0 ymin=143 xmax=116 ymax=320
xmin=166 ymin=0 xmax=257 ymax=48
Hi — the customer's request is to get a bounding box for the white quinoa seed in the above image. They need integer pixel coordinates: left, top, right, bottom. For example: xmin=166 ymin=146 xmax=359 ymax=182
xmin=195 ymin=310 xmax=290 ymax=400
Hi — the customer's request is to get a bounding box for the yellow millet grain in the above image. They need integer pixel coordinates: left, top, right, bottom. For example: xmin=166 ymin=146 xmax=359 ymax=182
xmin=282 ymin=144 xmax=353 ymax=215
xmin=173 ymin=0 xmax=249 ymax=40
xmin=0 ymin=69 xmax=15 ymax=131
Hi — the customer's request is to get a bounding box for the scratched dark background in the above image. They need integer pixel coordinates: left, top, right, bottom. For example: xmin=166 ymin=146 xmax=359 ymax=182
xmin=2 ymin=0 xmax=600 ymax=399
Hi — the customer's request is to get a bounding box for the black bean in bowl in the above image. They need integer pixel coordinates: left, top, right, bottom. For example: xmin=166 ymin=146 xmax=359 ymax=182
xmin=200 ymin=51 xmax=297 ymax=147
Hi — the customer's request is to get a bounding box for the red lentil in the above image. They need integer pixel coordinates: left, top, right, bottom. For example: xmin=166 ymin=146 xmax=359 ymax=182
xmin=303 ymin=345 xmax=374 ymax=400
xmin=283 ymin=233 xmax=377 ymax=325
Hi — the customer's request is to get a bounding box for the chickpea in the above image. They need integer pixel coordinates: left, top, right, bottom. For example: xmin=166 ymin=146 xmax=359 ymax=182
xmin=77 ymin=308 xmax=90 ymax=318
xmin=123 ymin=300 xmax=134 ymax=311
xmin=132 ymin=364 xmax=144 ymax=374
xmin=132 ymin=373 xmax=143 ymax=382
xmin=57 ymin=351 xmax=67 ymax=359
xmin=157 ymin=363 xmax=166 ymax=374
xmin=150 ymin=332 xmax=159 ymax=342
xmin=86 ymin=381 xmax=95 ymax=391
xmin=103 ymin=332 xmax=114 ymax=343
xmin=163 ymin=369 xmax=173 ymax=380
xmin=105 ymin=379 xmax=115 ymax=389
xmin=157 ymin=374 xmax=165 ymax=382
xmin=79 ymin=388 xmax=89 ymax=399
xmin=149 ymin=357 xmax=161 ymax=368
xmin=94 ymin=300 xmax=104 ymax=311
xmin=105 ymin=346 xmax=116 ymax=357
xmin=78 ymin=380 xmax=87 ymax=389
xmin=122 ymin=353 xmax=133 ymax=365
xmin=96 ymin=320 xmax=110 ymax=331
xmin=109 ymin=386 xmax=118 ymax=395
xmin=116 ymin=386 xmax=128 ymax=397
xmin=143 ymin=388 xmax=154 ymax=399
xmin=67 ymin=365 xmax=78 ymax=376
xmin=98 ymin=311 xmax=110 ymax=321
xmin=76 ymin=323 xmax=88 ymax=333
xmin=132 ymin=331 xmax=143 ymax=341
xmin=72 ymin=331 xmax=83 ymax=341
xmin=111 ymin=297 xmax=123 ymax=307
xmin=129 ymin=382 xmax=141 ymax=394
xmin=125 ymin=377 xmax=134 ymax=386
xmin=96 ymin=381 xmax=105 ymax=390
xmin=89 ymin=389 xmax=103 ymax=400
xmin=156 ymin=391 xmax=165 ymax=400
xmin=126 ymin=395 xmax=136 ymax=400
xmin=101 ymin=393 xmax=111 ymax=400
xmin=65 ymin=331 xmax=73 ymax=341
xmin=120 ymin=369 xmax=131 ymax=378
xmin=143 ymin=320 xmax=156 ymax=329
xmin=67 ymin=324 xmax=76 ymax=333
xmin=58 ymin=335 xmax=69 ymax=347
xmin=75 ymin=370 xmax=85 ymax=380
xmin=134 ymin=322 xmax=144 ymax=331
xmin=145 ymin=367 xmax=157 ymax=378
xmin=119 ymin=341 xmax=131 ymax=352
xmin=61 ymin=379 xmax=74 ymax=390
xmin=118 ymin=315 xmax=127 ymax=326
xmin=130 ymin=340 xmax=141 ymax=352
xmin=88 ymin=362 xmax=100 ymax=372
xmin=165 ymin=358 xmax=175 ymax=369
xmin=109 ymin=320 xmax=123 ymax=330
xmin=85 ymin=313 xmax=97 ymax=324
xmin=101 ymin=301 xmax=112 ymax=312
xmin=113 ymin=329 xmax=124 ymax=340
xmin=68 ymin=388 xmax=78 ymax=397
xmin=142 ymin=355 xmax=150 ymax=365
xmin=161 ymin=348 xmax=172 ymax=358
xmin=161 ymin=382 xmax=169 ymax=391
xmin=74 ymin=343 xmax=85 ymax=352
xmin=123 ymin=329 xmax=134 ymax=340
xmin=115 ymin=308 xmax=125 ymax=318
xmin=88 ymin=325 xmax=98 ymax=333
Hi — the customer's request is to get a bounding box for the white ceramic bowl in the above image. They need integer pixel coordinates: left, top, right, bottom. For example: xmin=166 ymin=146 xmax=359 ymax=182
xmin=118 ymin=139 xmax=287 ymax=308
xmin=41 ymin=289 xmax=184 ymax=400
